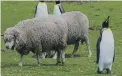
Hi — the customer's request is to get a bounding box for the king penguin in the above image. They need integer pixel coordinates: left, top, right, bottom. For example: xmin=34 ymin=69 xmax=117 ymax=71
xmin=96 ymin=16 xmax=115 ymax=74
xmin=52 ymin=0 xmax=65 ymax=59
xmin=53 ymin=0 xmax=65 ymax=15
xmin=34 ymin=1 xmax=48 ymax=18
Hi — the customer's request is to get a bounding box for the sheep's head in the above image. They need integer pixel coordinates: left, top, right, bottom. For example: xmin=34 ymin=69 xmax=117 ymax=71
xmin=3 ymin=27 xmax=18 ymax=50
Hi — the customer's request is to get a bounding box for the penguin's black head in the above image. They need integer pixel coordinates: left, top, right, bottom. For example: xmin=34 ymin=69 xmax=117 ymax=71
xmin=102 ymin=16 xmax=110 ymax=28
xmin=39 ymin=0 xmax=44 ymax=2
xmin=56 ymin=0 xmax=60 ymax=4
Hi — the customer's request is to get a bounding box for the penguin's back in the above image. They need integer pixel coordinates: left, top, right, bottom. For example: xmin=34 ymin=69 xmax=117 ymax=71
xmin=100 ymin=29 xmax=114 ymax=63
xmin=53 ymin=4 xmax=61 ymax=15
xmin=35 ymin=2 xmax=48 ymax=18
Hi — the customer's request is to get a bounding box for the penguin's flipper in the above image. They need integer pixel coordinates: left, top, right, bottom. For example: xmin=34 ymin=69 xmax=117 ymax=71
xmin=58 ymin=4 xmax=65 ymax=13
xmin=113 ymin=49 xmax=115 ymax=62
xmin=96 ymin=36 xmax=102 ymax=64
xmin=34 ymin=4 xmax=38 ymax=17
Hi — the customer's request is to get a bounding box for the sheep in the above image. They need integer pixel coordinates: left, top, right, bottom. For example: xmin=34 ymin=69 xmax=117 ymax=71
xmin=62 ymin=11 xmax=92 ymax=57
xmin=47 ymin=11 xmax=92 ymax=58
xmin=3 ymin=16 xmax=68 ymax=66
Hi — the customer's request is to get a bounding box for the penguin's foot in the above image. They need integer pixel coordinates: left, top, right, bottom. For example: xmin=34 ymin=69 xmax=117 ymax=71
xmin=97 ymin=70 xmax=103 ymax=74
xmin=97 ymin=68 xmax=103 ymax=74
xmin=106 ymin=69 xmax=111 ymax=74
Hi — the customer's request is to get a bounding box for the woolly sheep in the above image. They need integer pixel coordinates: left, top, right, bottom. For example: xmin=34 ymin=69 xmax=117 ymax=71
xmin=62 ymin=11 xmax=92 ymax=57
xmin=3 ymin=16 xmax=68 ymax=66
xmin=47 ymin=11 xmax=92 ymax=58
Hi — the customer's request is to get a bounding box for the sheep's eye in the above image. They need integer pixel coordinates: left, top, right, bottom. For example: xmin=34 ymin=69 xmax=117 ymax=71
xmin=4 ymin=39 xmax=7 ymax=43
xmin=4 ymin=39 xmax=10 ymax=42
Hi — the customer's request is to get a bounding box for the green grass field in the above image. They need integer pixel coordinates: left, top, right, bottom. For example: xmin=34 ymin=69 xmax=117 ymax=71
xmin=1 ymin=1 xmax=122 ymax=76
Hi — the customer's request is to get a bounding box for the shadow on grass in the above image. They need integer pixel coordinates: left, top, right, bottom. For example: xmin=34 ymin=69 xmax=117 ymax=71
xmin=65 ymin=54 xmax=87 ymax=58
xmin=1 ymin=63 xmax=19 ymax=68
xmin=41 ymin=64 xmax=62 ymax=66
xmin=32 ymin=53 xmax=88 ymax=59
xmin=1 ymin=63 xmax=65 ymax=68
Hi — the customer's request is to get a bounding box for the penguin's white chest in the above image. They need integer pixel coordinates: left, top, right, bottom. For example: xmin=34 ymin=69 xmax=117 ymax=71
xmin=35 ymin=3 xmax=48 ymax=18
xmin=53 ymin=5 xmax=61 ymax=15
xmin=100 ymin=29 xmax=114 ymax=63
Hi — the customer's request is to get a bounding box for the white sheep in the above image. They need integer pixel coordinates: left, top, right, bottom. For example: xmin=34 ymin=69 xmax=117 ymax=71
xmin=62 ymin=11 xmax=92 ymax=57
xmin=48 ymin=11 xmax=92 ymax=58
xmin=3 ymin=16 xmax=68 ymax=66
xmin=3 ymin=11 xmax=92 ymax=67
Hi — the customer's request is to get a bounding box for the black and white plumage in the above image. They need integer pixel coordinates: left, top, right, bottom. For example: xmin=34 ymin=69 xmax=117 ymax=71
xmin=35 ymin=1 xmax=48 ymax=18
xmin=96 ymin=16 xmax=115 ymax=74
xmin=53 ymin=0 xmax=65 ymax=15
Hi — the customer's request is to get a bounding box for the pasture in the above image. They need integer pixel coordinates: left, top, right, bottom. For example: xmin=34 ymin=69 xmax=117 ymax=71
xmin=1 ymin=1 xmax=122 ymax=76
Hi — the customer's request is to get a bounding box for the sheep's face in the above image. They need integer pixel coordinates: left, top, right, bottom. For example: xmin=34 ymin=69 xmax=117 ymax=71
xmin=4 ymin=34 xmax=15 ymax=50
xmin=3 ymin=27 xmax=20 ymax=50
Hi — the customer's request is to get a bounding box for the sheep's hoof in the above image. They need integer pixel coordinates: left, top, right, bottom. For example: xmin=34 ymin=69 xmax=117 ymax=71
xmin=56 ymin=61 xmax=61 ymax=65
xmin=70 ymin=55 xmax=74 ymax=58
xmin=38 ymin=64 xmax=41 ymax=66
xmin=18 ymin=63 xmax=22 ymax=67
xmin=56 ymin=62 xmax=64 ymax=66
xmin=62 ymin=62 xmax=65 ymax=66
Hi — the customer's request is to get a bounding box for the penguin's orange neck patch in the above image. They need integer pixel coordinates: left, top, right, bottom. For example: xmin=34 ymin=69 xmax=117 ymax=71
xmin=106 ymin=28 xmax=111 ymax=30
xmin=102 ymin=28 xmax=111 ymax=32
xmin=104 ymin=27 xmax=110 ymax=30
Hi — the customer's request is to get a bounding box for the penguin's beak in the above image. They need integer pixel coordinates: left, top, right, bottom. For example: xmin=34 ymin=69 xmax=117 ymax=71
xmin=105 ymin=16 xmax=110 ymax=24
xmin=102 ymin=16 xmax=110 ymax=28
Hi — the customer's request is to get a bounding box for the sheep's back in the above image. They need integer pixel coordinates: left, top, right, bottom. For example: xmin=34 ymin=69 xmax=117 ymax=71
xmin=61 ymin=11 xmax=89 ymax=44
xmin=19 ymin=16 xmax=68 ymax=51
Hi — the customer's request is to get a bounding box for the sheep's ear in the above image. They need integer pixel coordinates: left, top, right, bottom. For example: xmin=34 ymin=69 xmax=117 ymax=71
xmin=13 ymin=29 xmax=20 ymax=38
xmin=1 ymin=34 xmax=4 ymax=38
xmin=1 ymin=34 xmax=4 ymax=36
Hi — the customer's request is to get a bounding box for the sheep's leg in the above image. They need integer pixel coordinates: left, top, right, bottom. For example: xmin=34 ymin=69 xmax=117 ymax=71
xmin=85 ymin=37 xmax=92 ymax=57
xmin=35 ymin=46 xmax=42 ymax=66
xmin=61 ymin=50 xmax=65 ymax=65
xmin=53 ymin=52 xmax=57 ymax=59
xmin=36 ymin=53 xmax=40 ymax=66
xmin=41 ymin=52 xmax=46 ymax=59
xmin=71 ymin=41 xmax=79 ymax=57
xmin=56 ymin=51 xmax=61 ymax=65
xmin=19 ymin=54 xmax=23 ymax=67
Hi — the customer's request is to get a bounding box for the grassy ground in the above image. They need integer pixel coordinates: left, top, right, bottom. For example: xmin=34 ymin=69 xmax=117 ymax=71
xmin=1 ymin=1 xmax=122 ymax=76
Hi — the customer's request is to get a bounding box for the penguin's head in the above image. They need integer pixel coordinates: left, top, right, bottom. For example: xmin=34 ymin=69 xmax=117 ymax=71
xmin=56 ymin=0 xmax=60 ymax=4
xmin=102 ymin=16 xmax=110 ymax=28
xmin=100 ymin=16 xmax=110 ymax=34
xmin=39 ymin=0 xmax=44 ymax=2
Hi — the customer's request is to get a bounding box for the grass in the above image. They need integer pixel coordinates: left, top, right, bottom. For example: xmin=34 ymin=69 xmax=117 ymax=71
xmin=1 ymin=1 xmax=122 ymax=76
